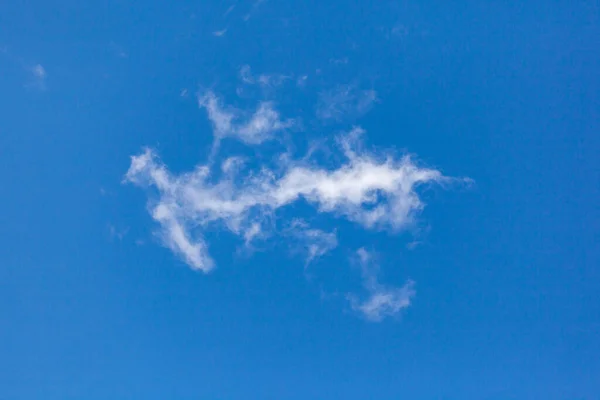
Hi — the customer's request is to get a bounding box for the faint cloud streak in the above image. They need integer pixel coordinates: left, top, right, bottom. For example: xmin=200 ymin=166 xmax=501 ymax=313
xmin=348 ymin=248 xmax=415 ymax=322
xmin=317 ymin=84 xmax=377 ymax=123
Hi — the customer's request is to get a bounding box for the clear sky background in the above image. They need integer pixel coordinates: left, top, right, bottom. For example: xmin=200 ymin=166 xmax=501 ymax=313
xmin=1 ymin=1 xmax=599 ymax=399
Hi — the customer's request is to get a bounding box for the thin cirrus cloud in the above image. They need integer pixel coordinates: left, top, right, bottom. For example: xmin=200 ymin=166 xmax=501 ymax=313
xmin=31 ymin=64 xmax=46 ymax=79
xmin=316 ymin=84 xmax=377 ymax=122
xmin=199 ymin=90 xmax=295 ymax=146
xmin=27 ymin=63 xmax=47 ymax=90
xmin=0 ymin=49 xmax=47 ymax=90
xmin=348 ymin=248 xmax=416 ymax=321
xmin=287 ymin=219 xmax=338 ymax=265
xmin=212 ymin=28 xmax=228 ymax=37
xmin=239 ymin=65 xmax=289 ymax=88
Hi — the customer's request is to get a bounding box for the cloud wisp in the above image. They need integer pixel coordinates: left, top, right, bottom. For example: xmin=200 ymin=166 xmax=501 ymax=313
xmin=317 ymin=84 xmax=377 ymax=122
xmin=199 ymin=90 xmax=295 ymax=149
xmin=239 ymin=65 xmax=289 ymax=89
xmin=0 ymin=49 xmax=47 ymax=90
xmin=31 ymin=64 xmax=46 ymax=79
xmin=287 ymin=219 xmax=338 ymax=265
xmin=348 ymin=248 xmax=415 ymax=321
xmin=125 ymin=123 xmax=448 ymax=273
xmin=212 ymin=28 xmax=228 ymax=37
xmin=27 ymin=64 xmax=47 ymax=90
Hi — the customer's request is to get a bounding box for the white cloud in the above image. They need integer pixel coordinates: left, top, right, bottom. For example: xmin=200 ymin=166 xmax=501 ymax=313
xmin=27 ymin=64 xmax=47 ymax=90
xmin=198 ymin=90 xmax=295 ymax=146
xmin=243 ymin=221 xmax=263 ymax=246
xmin=212 ymin=28 xmax=228 ymax=37
xmin=125 ymin=125 xmax=449 ymax=273
xmin=288 ymin=219 xmax=338 ymax=264
xmin=350 ymin=283 xmax=415 ymax=321
xmin=224 ymin=4 xmax=235 ymax=16
xmin=296 ymin=75 xmax=308 ymax=87
xmin=243 ymin=0 xmax=266 ymax=21
xmin=329 ymin=57 xmax=349 ymax=65
xmin=31 ymin=64 xmax=46 ymax=79
xmin=317 ymin=84 xmax=377 ymax=122
xmin=239 ymin=65 xmax=255 ymax=84
xmin=108 ymin=42 xmax=128 ymax=58
xmin=239 ymin=65 xmax=289 ymax=88
xmin=221 ymin=156 xmax=246 ymax=174
xmin=0 ymin=49 xmax=48 ymax=90
xmin=107 ymin=223 xmax=129 ymax=241
xmin=348 ymin=248 xmax=415 ymax=321
xmin=153 ymin=200 xmax=215 ymax=272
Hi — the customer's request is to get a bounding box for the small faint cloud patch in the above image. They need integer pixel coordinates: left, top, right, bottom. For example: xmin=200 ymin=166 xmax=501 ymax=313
xmin=406 ymin=240 xmax=422 ymax=250
xmin=213 ymin=28 xmax=228 ymax=37
xmin=199 ymin=90 xmax=295 ymax=148
xmin=347 ymin=248 xmax=415 ymax=322
xmin=329 ymin=57 xmax=349 ymax=65
xmin=224 ymin=4 xmax=236 ymax=16
xmin=239 ymin=65 xmax=289 ymax=89
xmin=1 ymin=48 xmax=48 ymax=90
xmin=108 ymin=223 xmax=129 ymax=241
xmin=391 ymin=24 xmax=409 ymax=38
xmin=243 ymin=0 xmax=266 ymax=21
xmin=316 ymin=84 xmax=377 ymax=123
xmin=26 ymin=64 xmax=47 ymax=90
xmin=31 ymin=64 xmax=46 ymax=78
xmin=296 ymin=75 xmax=308 ymax=88
xmin=109 ymin=42 xmax=128 ymax=58
xmin=380 ymin=23 xmax=410 ymax=40
xmin=286 ymin=219 xmax=338 ymax=266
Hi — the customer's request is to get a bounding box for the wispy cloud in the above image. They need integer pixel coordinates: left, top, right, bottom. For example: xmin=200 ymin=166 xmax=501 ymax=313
xmin=287 ymin=219 xmax=338 ymax=264
xmin=125 ymin=121 xmax=450 ymax=272
xmin=31 ymin=64 xmax=46 ymax=79
xmin=108 ymin=42 xmax=128 ymax=58
xmin=348 ymin=248 xmax=415 ymax=322
xmin=212 ymin=28 xmax=228 ymax=37
xmin=296 ymin=75 xmax=308 ymax=87
xmin=239 ymin=65 xmax=255 ymax=84
xmin=329 ymin=57 xmax=349 ymax=65
xmin=152 ymin=201 xmax=215 ymax=271
xmin=224 ymin=4 xmax=236 ymax=16
xmin=27 ymin=64 xmax=47 ymax=90
xmin=199 ymin=90 xmax=295 ymax=147
xmin=107 ymin=223 xmax=129 ymax=241
xmin=239 ymin=65 xmax=289 ymax=88
xmin=0 ymin=48 xmax=48 ymax=90
xmin=243 ymin=0 xmax=266 ymax=21
xmin=316 ymin=84 xmax=377 ymax=122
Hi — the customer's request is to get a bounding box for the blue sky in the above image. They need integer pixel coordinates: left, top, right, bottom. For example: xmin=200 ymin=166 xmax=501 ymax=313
xmin=1 ymin=1 xmax=599 ymax=399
